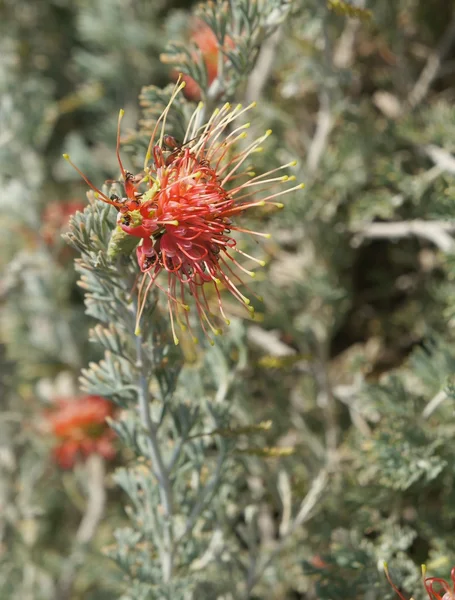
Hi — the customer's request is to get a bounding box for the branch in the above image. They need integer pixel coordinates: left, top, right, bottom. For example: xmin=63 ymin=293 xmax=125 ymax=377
xmin=244 ymin=466 xmax=330 ymax=598
xmin=422 ymin=389 xmax=448 ymax=419
xmin=351 ymin=220 xmax=455 ymax=253
xmin=306 ymin=17 xmax=335 ymax=176
xmin=406 ymin=11 xmax=455 ymax=111
xmin=245 ymin=23 xmax=283 ymax=104
xmin=333 ymin=13 xmax=362 ymax=69
xmin=55 ymin=455 xmax=106 ymax=600
xmin=247 ymin=325 xmax=297 ymax=357
xmin=423 ymin=144 xmax=455 ymax=175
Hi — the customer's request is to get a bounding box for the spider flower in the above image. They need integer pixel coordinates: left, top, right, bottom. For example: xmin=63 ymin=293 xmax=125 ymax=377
xmin=385 ymin=563 xmax=455 ymax=600
xmin=64 ymin=81 xmax=302 ymax=344
xmin=46 ymin=395 xmax=116 ymax=469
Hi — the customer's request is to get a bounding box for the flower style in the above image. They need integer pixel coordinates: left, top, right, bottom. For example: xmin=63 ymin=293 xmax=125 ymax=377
xmin=46 ymin=395 xmax=116 ymax=469
xmin=64 ymin=80 xmax=302 ymax=344
xmin=385 ymin=563 xmax=455 ymax=600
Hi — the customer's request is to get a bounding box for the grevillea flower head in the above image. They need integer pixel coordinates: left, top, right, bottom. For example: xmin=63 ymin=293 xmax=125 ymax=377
xmin=64 ymin=80 xmax=302 ymax=344
xmin=385 ymin=562 xmax=455 ymax=600
xmin=46 ymin=395 xmax=116 ymax=469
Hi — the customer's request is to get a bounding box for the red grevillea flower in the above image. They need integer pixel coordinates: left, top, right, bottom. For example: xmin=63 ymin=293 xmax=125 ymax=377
xmin=64 ymin=80 xmax=302 ymax=344
xmin=46 ymin=395 xmax=116 ymax=469
xmin=385 ymin=563 xmax=455 ymax=600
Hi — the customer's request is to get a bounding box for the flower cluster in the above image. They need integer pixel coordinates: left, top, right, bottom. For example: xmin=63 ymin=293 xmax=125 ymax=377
xmin=46 ymin=395 xmax=116 ymax=469
xmin=385 ymin=563 xmax=455 ymax=600
xmin=64 ymin=81 xmax=302 ymax=344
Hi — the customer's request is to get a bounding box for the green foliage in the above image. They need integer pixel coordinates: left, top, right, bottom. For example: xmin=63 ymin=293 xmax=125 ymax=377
xmin=3 ymin=0 xmax=455 ymax=598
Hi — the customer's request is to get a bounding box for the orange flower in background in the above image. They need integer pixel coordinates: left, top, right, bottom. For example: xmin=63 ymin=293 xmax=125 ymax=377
xmin=385 ymin=563 xmax=455 ymax=600
xmin=47 ymin=395 xmax=116 ymax=469
xmin=180 ymin=19 xmax=234 ymax=101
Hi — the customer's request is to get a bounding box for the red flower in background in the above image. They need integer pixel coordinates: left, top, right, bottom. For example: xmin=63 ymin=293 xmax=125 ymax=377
xmin=385 ymin=563 xmax=455 ymax=600
xmin=47 ymin=395 xmax=116 ymax=469
xmin=41 ymin=200 xmax=85 ymax=246
xmin=179 ymin=19 xmax=234 ymax=101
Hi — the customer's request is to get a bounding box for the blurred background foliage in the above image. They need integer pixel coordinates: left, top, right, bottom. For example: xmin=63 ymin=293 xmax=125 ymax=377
xmin=2 ymin=0 xmax=455 ymax=598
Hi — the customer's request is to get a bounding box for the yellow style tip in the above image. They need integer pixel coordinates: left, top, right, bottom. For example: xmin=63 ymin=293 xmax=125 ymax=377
xmin=134 ymin=326 xmax=142 ymax=336
xmin=276 ymin=203 xmax=284 ymax=209
xmin=298 ymin=183 xmax=305 ymax=189
xmin=192 ymin=337 xmax=199 ymax=344
xmin=250 ymin=272 xmax=256 ymax=278
xmin=290 ymin=160 xmax=298 ymax=167
xmin=119 ymin=108 xmax=125 ymax=117
xmin=62 ymin=153 xmax=70 ymax=160
xmin=259 ymin=260 xmax=266 ymax=267
xmin=266 ymin=129 xmax=272 ymax=136
xmin=249 ymin=101 xmax=257 ymax=108
xmin=264 ymin=233 xmax=272 ymax=239
xmin=173 ymin=336 xmax=180 ymax=345
xmin=225 ymin=319 xmax=231 ymax=325
xmin=236 ymin=103 xmax=242 ymax=110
